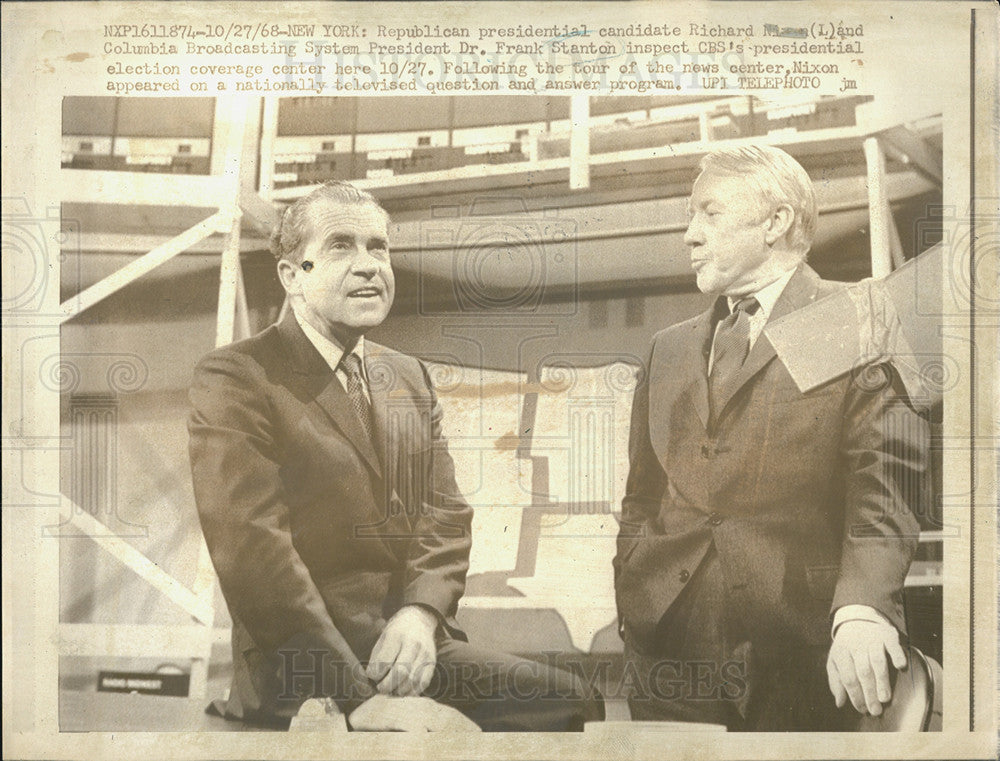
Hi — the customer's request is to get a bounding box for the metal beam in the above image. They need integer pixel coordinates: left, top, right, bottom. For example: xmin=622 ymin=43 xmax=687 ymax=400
xmin=66 ymin=504 xmax=215 ymax=625
xmin=239 ymin=187 xmax=281 ymax=236
xmin=60 ymin=211 xmax=232 ymax=322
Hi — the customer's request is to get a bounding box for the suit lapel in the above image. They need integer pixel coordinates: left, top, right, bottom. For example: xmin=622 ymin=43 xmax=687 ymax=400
xmin=277 ymin=312 xmax=383 ymax=478
xmin=314 ymin=378 xmax=383 ymax=478
xmin=713 ymin=264 xmax=823 ymax=419
xmin=690 ymin=309 xmax=715 ymax=430
xmin=651 ymin=310 xmax=715 ymax=432
xmin=364 ymin=342 xmax=393 ymax=473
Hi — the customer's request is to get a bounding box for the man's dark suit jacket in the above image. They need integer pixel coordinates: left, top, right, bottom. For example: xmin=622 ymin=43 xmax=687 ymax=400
xmin=614 ymin=264 xmax=927 ymax=657
xmin=189 ymin=311 xmax=473 ymax=724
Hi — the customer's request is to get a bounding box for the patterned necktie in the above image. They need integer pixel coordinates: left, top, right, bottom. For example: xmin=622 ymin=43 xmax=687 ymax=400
xmin=709 ymin=296 xmax=760 ymax=418
xmin=340 ymin=352 xmax=378 ymax=454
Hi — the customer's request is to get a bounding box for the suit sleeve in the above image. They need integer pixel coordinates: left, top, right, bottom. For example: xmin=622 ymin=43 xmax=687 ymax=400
xmin=833 ymin=360 xmax=928 ymax=634
xmin=188 ymin=349 xmax=375 ymax=712
xmin=399 ymin=361 xmax=474 ymax=633
xmin=616 ymin=340 xmax=669 ymax=577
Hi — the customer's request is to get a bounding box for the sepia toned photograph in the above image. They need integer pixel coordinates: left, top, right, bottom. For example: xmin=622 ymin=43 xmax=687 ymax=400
xmin=3 ymin=2 xmax=996 ymax=760
xmin=55 ymin=91 xmax=945 ymax=733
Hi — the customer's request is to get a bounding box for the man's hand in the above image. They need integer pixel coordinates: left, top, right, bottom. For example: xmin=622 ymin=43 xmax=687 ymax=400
xmin=348 ymin=694 xmax=481 ymax=732
xmin=826 ymin=619 xmax=908 ymax=716
xmin=366 ymin=605 xmax=438 ymax=696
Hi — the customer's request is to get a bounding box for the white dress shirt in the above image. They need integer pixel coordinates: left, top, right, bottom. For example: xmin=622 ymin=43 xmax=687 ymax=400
xmin=708 ymin=267 xmax=797 ymax=375
xmin=293 ymin=308 xmax=371 ymax=402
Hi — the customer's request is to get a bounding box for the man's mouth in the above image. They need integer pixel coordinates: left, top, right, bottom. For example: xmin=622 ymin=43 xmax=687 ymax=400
xmin=347 ymin=287 xmax=382 ymax=298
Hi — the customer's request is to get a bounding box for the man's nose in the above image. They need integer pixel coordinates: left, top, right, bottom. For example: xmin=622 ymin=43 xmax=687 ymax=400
xmin=683 ymin=220 xmax=702 ymax=247
xmin=351 ymin=249 xmax=381 ymax=274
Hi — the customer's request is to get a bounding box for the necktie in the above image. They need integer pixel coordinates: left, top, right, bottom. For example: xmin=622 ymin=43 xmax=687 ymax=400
xmin=340 ymin=352 xmax=378 ymax=455
xmin=709 ymin=297 xmax=760 ymax=420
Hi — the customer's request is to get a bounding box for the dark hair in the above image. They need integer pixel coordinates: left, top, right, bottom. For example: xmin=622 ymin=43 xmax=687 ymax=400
xmin=269 ymin=181 xmax=389 ymax=263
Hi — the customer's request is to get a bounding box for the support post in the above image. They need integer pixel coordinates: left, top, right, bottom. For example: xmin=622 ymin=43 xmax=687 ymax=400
xmin=863 ymin=136 xmax=894 ymax=279
xmin=569 ymin=95 xmax=591 ymax=190
xmin=258 ymin=98 xmax=279 ymax=200
xmin=215 ymin=211 xmax=245 ymax=348
xmin=234 ymin=255 xmax=252 ymax=340
xmin=699 ymin=110 xmax=712 ymax=142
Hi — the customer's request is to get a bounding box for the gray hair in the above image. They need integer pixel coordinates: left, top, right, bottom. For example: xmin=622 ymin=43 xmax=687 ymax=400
xmin=269 ymin=181 xmax=389 ymax=263
xmin=698 ymin=145 xmax=817 ymax=257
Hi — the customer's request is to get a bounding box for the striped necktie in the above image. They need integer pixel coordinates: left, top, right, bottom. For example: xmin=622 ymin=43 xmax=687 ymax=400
xmin=340 ymin=352 xmax=378 ymax=454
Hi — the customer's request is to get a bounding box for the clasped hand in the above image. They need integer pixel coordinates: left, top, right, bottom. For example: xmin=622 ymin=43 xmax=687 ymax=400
xmin=347 ymin=606 xmax=482 ymax=731
xmin=365 ymin=605 xmax=438 ymax=697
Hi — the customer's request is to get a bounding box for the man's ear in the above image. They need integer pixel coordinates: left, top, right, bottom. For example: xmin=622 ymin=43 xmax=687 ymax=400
xmin=276 ymin=258 xmax=301 ymax=295
xmin=764 ymin=203 xmax=795 ymax=246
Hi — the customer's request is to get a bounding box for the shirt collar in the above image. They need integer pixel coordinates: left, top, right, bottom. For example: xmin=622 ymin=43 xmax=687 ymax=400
xmin=727 ymin=266 xmax=798 ymax=321
xmin=292 ymin=307 xmax=365 ymax=375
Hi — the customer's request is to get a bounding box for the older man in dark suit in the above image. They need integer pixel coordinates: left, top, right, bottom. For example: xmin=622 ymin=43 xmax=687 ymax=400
xmin=189 ymin=181 xmax=601 ymax=731
xmin=614 ymin=145 xmax=928 ymax=730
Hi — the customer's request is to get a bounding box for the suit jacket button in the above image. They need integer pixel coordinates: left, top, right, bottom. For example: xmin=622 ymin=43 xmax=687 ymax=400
xmin=709 ymin=513 xmax=723 ymax=526
xmin=679 ymin=569 xmax=690 ymax=583
xmin=700 ymin=444 xmax=713 ymax=459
